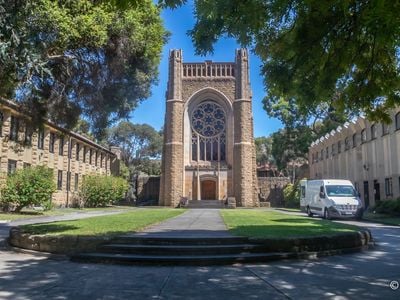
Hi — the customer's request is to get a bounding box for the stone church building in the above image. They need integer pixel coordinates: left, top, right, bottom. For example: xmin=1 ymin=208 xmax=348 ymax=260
xmin=159 ymin=49 xmax=259 ymax=207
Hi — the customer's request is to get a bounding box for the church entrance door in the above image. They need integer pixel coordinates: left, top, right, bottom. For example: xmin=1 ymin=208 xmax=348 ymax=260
xmin=201 ymin=180 xmax=216 ymax=200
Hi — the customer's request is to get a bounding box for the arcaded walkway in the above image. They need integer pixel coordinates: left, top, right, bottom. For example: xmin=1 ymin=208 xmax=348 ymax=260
xmin=130 ymin=209 xmax=233 ymax=238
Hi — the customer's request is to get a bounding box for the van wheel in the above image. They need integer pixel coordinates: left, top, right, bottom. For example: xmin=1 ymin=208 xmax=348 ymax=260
xmin=324 ymin=208 xmax=331 ymax=220
xmin=307 ymin=206 xmax=313 ymax=217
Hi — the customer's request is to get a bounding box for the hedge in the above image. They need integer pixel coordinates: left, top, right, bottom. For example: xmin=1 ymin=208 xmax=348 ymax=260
xmin=1 ymin=166 xmax=55 ymax=212
xmin=283 ymin=182 xmax=300 ymax=208
xmin=80 ymin=175 xmax=129 ymax=207
xmin=372 ymin=198 xmax=400 ymax=216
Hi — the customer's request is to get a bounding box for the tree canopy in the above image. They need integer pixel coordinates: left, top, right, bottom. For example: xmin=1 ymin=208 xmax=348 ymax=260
xmin=255 ymin=136 xmax=275 ymax=165
xmin=107 ymin=121 xmax=163 ymax=175
xmin=161 ymin=0 xmax=400 ymax=123
xmin=0 ymin=0 xmax=168 ymax=138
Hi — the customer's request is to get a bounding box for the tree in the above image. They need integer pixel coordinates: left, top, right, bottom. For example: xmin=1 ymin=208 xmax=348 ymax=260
xmin=270 ymin=109 xmax=346 ymax=171
xmin=271 ymin=126 xmax=313 ymax=171
xmin=108 ymin=121 xmax=163 ymax=175
xmin=162 ymin=0 xmax=400 ymax=123
xmin=0 ymin=0 xmax=168 ymax=139
xmin=255 ymin=136 xmax=274 ymax=165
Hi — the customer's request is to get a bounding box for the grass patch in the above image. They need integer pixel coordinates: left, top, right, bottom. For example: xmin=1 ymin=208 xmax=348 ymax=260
xmin=0 ymin=206 xmax=135 ymax=221
xmin=221 ymin=210 xmax=360 ymax=238
xmin=20 ymin=208 xmax=185 ymax=236
xmin=363 ymin=212 xmax=400 ymax=226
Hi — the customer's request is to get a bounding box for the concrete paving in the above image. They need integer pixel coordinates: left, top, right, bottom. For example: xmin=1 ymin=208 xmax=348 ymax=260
xmin=130 ymin=209 xmax=233 ymax=238
xmin=0 ymin=210 xmax=400 ymax=299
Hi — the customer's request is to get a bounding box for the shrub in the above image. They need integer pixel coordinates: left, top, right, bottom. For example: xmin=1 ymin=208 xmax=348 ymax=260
xmin=372 ymin=198 xmax=400 ymax=216
xmin=283 ymin=182 xmax=300 ymax=208
xmin=1 ymin=166 xmax=55 ymax=212
xmin=80 ymin=175 xmax=129 ymax=207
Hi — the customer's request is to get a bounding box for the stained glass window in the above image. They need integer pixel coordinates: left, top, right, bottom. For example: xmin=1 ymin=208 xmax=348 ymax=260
xmin=191 ymin=101 xmax=226 ymax=162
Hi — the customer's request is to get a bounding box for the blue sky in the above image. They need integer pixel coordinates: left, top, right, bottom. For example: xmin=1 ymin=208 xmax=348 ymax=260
xmin=131 ymin=3 xmax=283 ymax=137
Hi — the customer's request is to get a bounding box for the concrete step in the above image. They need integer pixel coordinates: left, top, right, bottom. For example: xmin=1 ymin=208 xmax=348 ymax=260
xmin=71 ymin=252 xmax=295 ymax=266
xmin=186 ymin=200 xmax=225 ymax=209
xmin=99 ymin=243 xmax=268 ymax=255
xmin=110 ymin=236 xmax=249 ymax=245
xmin=70 ymin=235 xmax=278 ymax=265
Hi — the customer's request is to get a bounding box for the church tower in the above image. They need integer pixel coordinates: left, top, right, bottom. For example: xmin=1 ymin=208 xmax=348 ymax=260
xmin=160 ymin=49 xmax=258 ymax=207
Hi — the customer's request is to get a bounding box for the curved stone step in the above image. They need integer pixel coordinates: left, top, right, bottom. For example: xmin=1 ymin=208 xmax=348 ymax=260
xmin=71 ymin=252 xmax=295 ymax=266
xmin=99 ymin=243 xmax=268 ymax=255
xmin=110 ymin=236 xmax=249 ymax=245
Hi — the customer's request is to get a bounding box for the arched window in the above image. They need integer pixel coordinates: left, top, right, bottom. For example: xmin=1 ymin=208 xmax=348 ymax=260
xmin=191 ymin=101 xmax=226 ymax=162
xmin=382 ymin=123 xmax=389 ymax=135
xmin=396 ymin=112 xmax=400 ymax=130
xmin=352 ymin=133 xmax=357 ymax=148
xmin=361 ymin=129 xmax=367 ymax=143
xmin=344 ymin=137 xmax=350 ymax=150
xmin=370 ymin=124 xmax=377 ymax=139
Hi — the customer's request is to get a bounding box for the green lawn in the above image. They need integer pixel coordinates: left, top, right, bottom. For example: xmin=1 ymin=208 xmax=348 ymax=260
xmin=0 ymin=206 xmax=135 ymax=221
xmin=363 ymin=212 xmax=400 ymax=226
xmin=221 ymin=210 xmax=360 ymax=238
xmin=20 ymin=208 xmax=185 ymax=236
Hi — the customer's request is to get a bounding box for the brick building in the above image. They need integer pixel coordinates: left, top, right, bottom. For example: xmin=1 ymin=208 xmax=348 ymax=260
xmin=309 ymin=108 xmax=400 ymax=208
xmin=0 ymin=98 xmax=120 ymax=207
xmin=159 ymin=49 xmax=259 ymax=207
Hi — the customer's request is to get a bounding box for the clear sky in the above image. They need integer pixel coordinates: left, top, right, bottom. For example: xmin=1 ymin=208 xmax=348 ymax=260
xmin=131 ymin=3 xmax=283 ymax=137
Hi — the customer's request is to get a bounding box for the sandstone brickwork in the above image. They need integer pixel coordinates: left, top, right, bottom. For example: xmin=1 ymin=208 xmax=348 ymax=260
xmin=309 ymin=109 xmax=400 ymax=208
xmin=160 ymin=49 xmax=259 ymax=207
xmin=0 ymin=98 xmax=120 ymax=207
xmin=258 ymin=177 xmax=290 ymax=207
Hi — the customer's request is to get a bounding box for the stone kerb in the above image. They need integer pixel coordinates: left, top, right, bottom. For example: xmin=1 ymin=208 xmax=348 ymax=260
xmin=8 ymin=227 xmax=114 ymax=254
xmin=8 ymin=225 xmax=373 ymax=258
xmin=248 ymin=229 xmax=373 ymax=253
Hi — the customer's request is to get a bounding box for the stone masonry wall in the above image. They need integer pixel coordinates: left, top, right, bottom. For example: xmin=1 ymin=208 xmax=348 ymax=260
xmin=258 ymin=177 xmax=290 ymax=207
xmin=181 ymin=79 xmax=236 ymax=103
xmin=0 ymin=101 xmax=116 ymax=208
xmin=160 ymin=49 xmax=258 ymax=207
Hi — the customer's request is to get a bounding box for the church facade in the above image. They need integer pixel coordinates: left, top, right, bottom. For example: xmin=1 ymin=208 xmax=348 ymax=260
xmin=159 ymin=49 xmax=258 ymax=207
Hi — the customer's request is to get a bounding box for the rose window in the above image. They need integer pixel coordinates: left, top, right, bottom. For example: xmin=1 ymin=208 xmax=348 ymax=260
xmin=191 ymin=101 xmax=226 ymax=162
xmin=191 ymin=101 xmax=226 ymax=137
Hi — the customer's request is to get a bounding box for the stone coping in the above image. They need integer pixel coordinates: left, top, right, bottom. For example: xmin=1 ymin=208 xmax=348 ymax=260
xmin=7 ymin=226 xmax=373 ymax=256
xmin=8 ymin=227 xmax=114 ymax=255
xmin=248 ymin=229 xmax=373 ymax=253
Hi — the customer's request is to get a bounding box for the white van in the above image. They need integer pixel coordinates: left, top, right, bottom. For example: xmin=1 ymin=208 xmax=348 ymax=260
xmin=300 ymin=179 xmax=363 ymax=219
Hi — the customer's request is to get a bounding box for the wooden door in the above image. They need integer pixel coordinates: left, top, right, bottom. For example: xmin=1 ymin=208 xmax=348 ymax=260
xmin=201 ymin=180 xmax=216 ymax=200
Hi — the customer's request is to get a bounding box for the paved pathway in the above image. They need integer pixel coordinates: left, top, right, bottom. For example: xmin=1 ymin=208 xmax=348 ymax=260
xmin=0 ymin=214 xmax=399 ymax=299
xmin=130 ymin=209 xmax=232 ymax=237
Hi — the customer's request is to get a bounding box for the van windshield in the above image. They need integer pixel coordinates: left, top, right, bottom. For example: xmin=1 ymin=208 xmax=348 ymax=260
xmin=325 ymin=185 xmax=357 ymax=197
